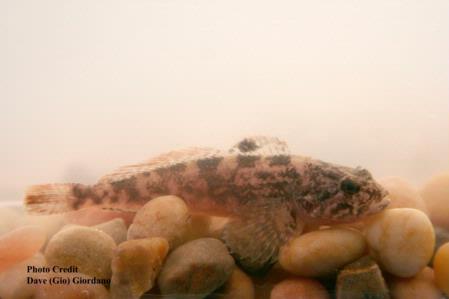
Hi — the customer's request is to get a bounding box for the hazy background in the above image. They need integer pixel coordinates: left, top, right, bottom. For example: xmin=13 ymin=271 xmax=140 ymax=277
xmin=1 ymin=0 xmax=448 ymax=203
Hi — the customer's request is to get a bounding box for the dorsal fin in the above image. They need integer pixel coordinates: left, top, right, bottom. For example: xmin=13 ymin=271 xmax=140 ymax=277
xmin=229 ymin=136 xmax=290 ymax=156
xmin=98 ymin=147 xmax=222 ymax=183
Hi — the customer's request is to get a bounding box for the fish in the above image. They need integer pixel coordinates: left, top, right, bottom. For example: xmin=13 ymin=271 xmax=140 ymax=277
xmin=25 ymin=136 xmax=390 ymax=272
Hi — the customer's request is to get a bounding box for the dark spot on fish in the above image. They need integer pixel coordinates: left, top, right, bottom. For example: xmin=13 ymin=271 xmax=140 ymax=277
xmin=183 ymin=183 xmax=194 ymax=194
xmin=111 ymin=178 xmax=140 ymax=201
xmin=155 ymin=167 xmax=169 ymax=177
xmin=169 ymin=162 xmax=187 ymax=172
xmin=72 ymin=184 xmax=84 ymax=199
xmin=256 ymin=171 xmax=275 ymax=180
xmin=334 ymin=202 xmax=352 ymax=213
xmin=238 ymin=138 xmax=258 ymax=152
xmin=279 ymin=167 xmax=300 ymax=180
xmin=237 ymin=155 xmax=260 ymax=168
xmin=268 ymin=155 xmax=291 ymax=166
xmin=317 ymin=190 xmax=331 ymax=202
xmin=301 ymin=200 xmax=314 ymax=213
xmin=109 ymin=195 xmax=119 ymax=203
xmin=142 ymin=172 xmax=151 ymax=177
xmin=205 ymin=174 xmax=230 ymax=201
xmin=197 ymin=157 xmax=223 ymax=172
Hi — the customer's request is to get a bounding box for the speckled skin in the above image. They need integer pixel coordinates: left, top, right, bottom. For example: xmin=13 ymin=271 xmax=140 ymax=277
xmin=67 ymin=153 xmax=388 ymax=225
xmin=26 ymin=137 xmax=389 ymax=225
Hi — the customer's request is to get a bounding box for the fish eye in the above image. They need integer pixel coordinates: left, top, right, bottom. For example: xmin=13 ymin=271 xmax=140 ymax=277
xmin=340 ymin=179 xmax=360 ymax=195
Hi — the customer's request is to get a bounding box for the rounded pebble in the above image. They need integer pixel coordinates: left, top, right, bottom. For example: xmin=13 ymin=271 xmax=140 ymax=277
xmin=278 ymin=228 xmax=366 ymax=277
xmin=0 ymin=253 xmax=47 ymax=299
xmin=378 ymin=177 xmax=428 ymax=213
xmin=421 ymin=172 xmax=449 ymax=229
xmin=336 ymin=256 xmax=389 ymax=299
xmin=127 ymin=195 xmax=190 ymax=248
xmin=434 ymin=242 xmax=449 ymax=296
xmin=364 ymin=208 xmax=435 ymax=277
xmin=110 ymin=237 xmax=169 ymax=299
xmin=45 ymin=226 xmax=116 ymax=279
xmin=211 ymin=267 xmax=255 ymax=299
xmin=270 ymin=278 xmax=330 ymax=299
xmin=34 ymin=273 xmax=109 ymax=299
xmin=0 ymin=226 xmax=47 ymax=272
xmin=157 ymin=238 xmax=235 ymax=297
xmin=389 ymin=267 xmax=442 ymax=299
xmin=93 ymin=218 xmax=128 ymax=245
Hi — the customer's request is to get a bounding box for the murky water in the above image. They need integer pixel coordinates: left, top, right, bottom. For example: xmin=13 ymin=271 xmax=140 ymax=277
xmin=1 ymin=1 xmax=448 ymax=298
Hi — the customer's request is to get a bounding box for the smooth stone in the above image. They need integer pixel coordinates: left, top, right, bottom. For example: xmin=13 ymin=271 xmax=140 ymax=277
xmin=45 ymin=226 xmax=116 ymax=279
xmin=421 ymin=172 xmax=449 ymax=229
xmin=65 ymin=206 xmax=135 ymax=226
xmin=434 ymin=242 xmax=449 ymax=296
xmin=279 ymin=228 xmax=366 ymax=277
xmin=378 ymin=177 xmax=428 ymax=213
xmin=389 ymin=267 xmax=442 ymax=299
xmin=270 ymin=278 xmax=330 ymax=299
xmin=93 ymin=218 xmax=128 ymax=245
xmin=0 ymin=253 xmax=47 ymax=299
xmin=158 ymin=238 xmax=235 ymax=298
xmin=128 ymin=195 xmax=190 ymax=249
xmin=34 ymin=273 xmax=109 ymax=299
xmin=15 ymin=214 xmax=66 ymax=248
xmin=252 ymin=264 xmax=294 ymax=299
xmin=336 ymin=256 xmax=390 ymax=299
xmin=364 ymin=208 xmax=435 ymax=277
xmin=110 ymin=238 xmax=169 ymax=299
xmin=210 ymin=267 xmax=255 ymax=299
xmin=0 ymin=225 xmax=47 ymax=272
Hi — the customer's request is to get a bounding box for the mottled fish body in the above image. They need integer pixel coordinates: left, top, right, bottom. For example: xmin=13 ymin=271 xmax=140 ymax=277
xmin=25 ymin=136 xmax=389 ymax=272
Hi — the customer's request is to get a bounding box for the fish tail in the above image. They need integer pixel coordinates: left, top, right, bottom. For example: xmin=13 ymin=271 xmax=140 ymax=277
xmin=24 ymin=183 xmax=79 ymax=214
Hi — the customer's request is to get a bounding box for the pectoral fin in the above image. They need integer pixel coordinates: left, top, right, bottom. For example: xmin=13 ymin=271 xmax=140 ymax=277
xmin=222 ymin=199 xmax=303 ymax=273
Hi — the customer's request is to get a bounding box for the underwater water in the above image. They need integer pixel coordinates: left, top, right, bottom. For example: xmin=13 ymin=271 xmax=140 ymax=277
xmin=1 ymin=0 xmax=449 ymax=298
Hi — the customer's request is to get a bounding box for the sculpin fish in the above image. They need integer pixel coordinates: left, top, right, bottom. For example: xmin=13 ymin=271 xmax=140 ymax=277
xmin=25 ymin=136 xmax=389 ymax=271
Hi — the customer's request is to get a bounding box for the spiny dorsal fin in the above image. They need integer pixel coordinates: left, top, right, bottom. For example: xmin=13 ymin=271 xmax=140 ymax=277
xmin=229 ymin=136 xmax=290 ymax=156
xmin=98 ymin=147 xmax=222 ymax=184
xmin=222 ymin=198 xmax=303 ymax=274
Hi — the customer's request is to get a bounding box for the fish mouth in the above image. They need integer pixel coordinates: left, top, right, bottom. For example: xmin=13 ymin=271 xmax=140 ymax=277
xmin=370 ymin=196 xmax=391 ymax=214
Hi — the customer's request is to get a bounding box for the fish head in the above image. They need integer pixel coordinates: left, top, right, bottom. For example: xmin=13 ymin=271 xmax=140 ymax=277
xmin=299 ymin=161 xmax=390 ymax=223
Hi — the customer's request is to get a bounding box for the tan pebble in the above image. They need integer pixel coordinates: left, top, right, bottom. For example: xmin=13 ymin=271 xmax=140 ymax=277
xmin=34 ymin=273 xmax=109 ymax=299
xmin=270 ymin=278 xmax=330 ymax=299
xmin=93 ymin=218 xmax=127 ymax=245
xmin=110 ymin=237 xmax=169 ymax=299
xmin=0 ymin=253 xmax=47 ymax=299
xmin=434 ymin=242 xmax=449 ymax=296
xmin=184 ymin=214 xmax=212 ymax=241
xmin=0 ymin=226 xmax=47 ymax=272
xmin=279 ymin=228 xmax=366 ymax=277
xmin=389 ymin=267 xmax=442 ymax=299
xmin=364 ymin=208 xmax=435 ymax=277
xmin=378 ymin=177 xmax=428 ymax=213
xmin=211 ymin=267 xmax=255 ymax=299
xmin=157 ymin=238 xmax=235 ymax=297
xmin=336 ymin=255 xmax=389 ymax=299
xmin=127 ymin=195 xmax=190 ymax=248
xmin=421 ymin=172 xmax=449 ymax=229
xmin=65 ymin=206 xmax=135 ymax=226
xmin=45 ymin=226 xmax=116 ymax=279
xmin=15 ymin=214 xmax=66 ymax=246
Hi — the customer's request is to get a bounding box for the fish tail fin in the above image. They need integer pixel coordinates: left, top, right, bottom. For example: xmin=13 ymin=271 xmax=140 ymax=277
xmin=25 ymin=183 xmax=78 ymax=214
